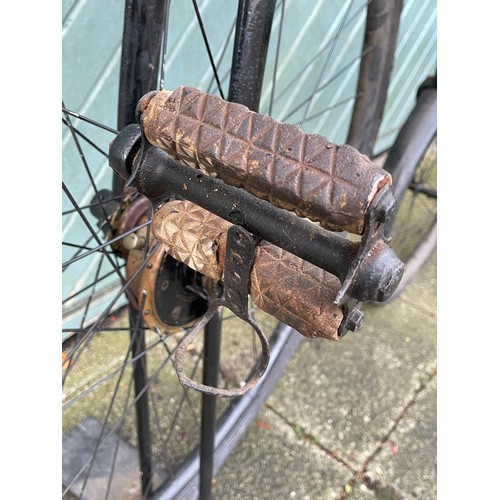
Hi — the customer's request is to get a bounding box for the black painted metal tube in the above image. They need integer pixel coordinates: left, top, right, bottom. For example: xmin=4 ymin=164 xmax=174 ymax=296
xmin=228 ymin=0 xmax=276 ymax=111
xmin=129 ymin=310 xmax=153 ymax=497
xmin=121 ymin=143 xmax=402 ymax=303
xmin=115 ymin=0 xmax=168 ymax=196
xmin=199 ymin=311 xmax=223 ymax=500
xmin=134 ymin=144 xmax=358 ymax=280
xmin=109 ymin=125 xmax=403 ymax=303
xmin=383 ymin=86 xmax=437 ymax=202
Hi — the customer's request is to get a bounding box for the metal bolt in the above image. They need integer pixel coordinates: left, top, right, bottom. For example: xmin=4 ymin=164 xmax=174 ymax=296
xmin=346 ymin=309 xmax=364 ymax=332
xmin=123 ymin=232 xmax=146 ymax=250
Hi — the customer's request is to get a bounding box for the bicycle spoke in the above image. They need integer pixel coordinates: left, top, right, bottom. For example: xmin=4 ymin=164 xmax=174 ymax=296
xmin=63 ymin=344 xmax=176 ymax=497
xmin=149 ymin=327 xmax=204 ymax=476
xmin=63 ymin=336 xmax=165 ymax=411
xmin=267 ymin=0 xmax=368 ymax=109
xmin=62 ymin=106 xmax=119 ymax=135
xmin=62 ymin=241 xmax=93 ymax=251
xmin=267 ymin=0 xmax=285 ymax=116
xmin=129 ymin=298 xmax=153 ymax=497
xmin=78 ymin=256 xmax=106 ymax=334
xmin=299 ymin=0 xmax=354 ymax=127
xmin=63 ymin=104 xmax=110 ymax=216
xmin=62 ymin=325 xmax=147 ymax=334
xmin=77 ymin=308 xmax=140 ymax=498
xmin=62 ymin=243 xmax=161 ymax=384
xmin=62 ymin=219 xmax=151 ymax=269
xmin=279 ymin=49 xmax=368 ymax=122
xmin=62 ymin=227 xmax=106 ymax=276
xmin=62 ymin=266 xmax=125 ymax=308
xmin=62 ymin=195 xmax=123 ymax=217
xmin=62 ymin=182 xmax=126 ymax=284
xmin=62 ymin=117 xmax=109 ymax=157
xmin=291 ymin=94 xmax=358 ymax=125
xmin=192 ymin=0 xmax=225 ymax=99
xmin=206 ymin=14 xmax=237 ymax=95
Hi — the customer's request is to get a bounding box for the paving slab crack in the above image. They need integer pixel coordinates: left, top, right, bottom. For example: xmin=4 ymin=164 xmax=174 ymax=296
xmin=264 ymin=402 xmax=357 ymax=473
xmin=338 ymin=364 xmax=437 ymax=499
xmin=265 ymin=362 xmax=436 ymax=499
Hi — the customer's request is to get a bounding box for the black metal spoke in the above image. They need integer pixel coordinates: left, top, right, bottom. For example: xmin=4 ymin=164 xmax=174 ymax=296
xmin=268 ymin=0 xmax=285 ymax=116
xmin=63 ymin=105 xmax=106 ymax=208
xmin=206 ymin=14 xmax=237 ymax=95
xmin=77 ymin=304 xmax=141 ymax=498
xmin=127 ymin=298 xmax=153 ymax=497
xmin=62 ymin=325 xmax=145 ymax=334
xmin=62 ymin=336 xmax=164 ymax=412
xmin=280 ymin=49 xmax=368 ymax=122
xmin=62 ymin=195 xmax=122 ymax=217
xmin=62 ymin=266 xmax=125 ymax=306
xmin=63 ymin=103 xmax=117 ymax=234
xmin=62 ymin=229 xmax=105 ymax=276
xmin=152 ymin=326 xmax=203 ymax=433
xmin=62 ymin=341 xmax=175 ymax=497
xmin=192 ymin=0 xmax=225 ymax=99
xmin=299 ymin=0 xmax=354 ymax=127
xmin=62 ymin=325 xmax=148 ymax=334
xmin=62 ymin=106 xmax=119 ymax=135
xmin=62 ymin=117 xmax=109 ymax=157
xmin=62 ymin=241 xmax=93 ymax=251
xmin=62 ymin=182 xmax=126 ymax=284
xmin=103 ymin=372 xmax=135 ymax=500
xmin=78 ymin=256 xmax=106 ymax=334
xmin=62 ymin=242 xmax=161 ymax=384
xmin=62 ymin=219 xmax=151 ymax=269
xmin=270 ymin=0 xmax=368 ymax=108
xmin=291 ymin=94 xmax=358 ymax=125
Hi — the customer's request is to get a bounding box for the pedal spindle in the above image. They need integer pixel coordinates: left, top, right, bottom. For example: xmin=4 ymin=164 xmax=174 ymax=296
xmin=138 ymin=86 xmax=392 ymax=235
xmin=152 ymin=200 xmax=345 ymax=340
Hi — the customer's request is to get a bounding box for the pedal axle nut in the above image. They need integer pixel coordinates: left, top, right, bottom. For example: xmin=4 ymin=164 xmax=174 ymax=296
xmin=345 ymin=309 xmax=364 ymax=332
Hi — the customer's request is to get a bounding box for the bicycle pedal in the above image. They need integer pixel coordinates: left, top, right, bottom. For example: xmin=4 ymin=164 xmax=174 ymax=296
xmin=137 ymin=86 xmax=394 ymax=235
xmin=109 ymin=88 xmax=404 ymax=339
xmin=152 ymin=199 xmax=349 ymax=341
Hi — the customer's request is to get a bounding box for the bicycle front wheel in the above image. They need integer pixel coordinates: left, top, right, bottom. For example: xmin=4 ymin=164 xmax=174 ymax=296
xmin=62 ymin=0 xmax=436 ymax=498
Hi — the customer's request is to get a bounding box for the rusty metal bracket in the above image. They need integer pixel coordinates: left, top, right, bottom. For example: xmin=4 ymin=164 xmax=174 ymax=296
xmin=335 ymin=184 xmax=397 ymax=305
xmin=173 ymin=225 xmax=271 ymax=398
xmin=173 ymin=302 xmax=271 ymax=398
xmin=222 ymin=225 xmax=257 ymax=318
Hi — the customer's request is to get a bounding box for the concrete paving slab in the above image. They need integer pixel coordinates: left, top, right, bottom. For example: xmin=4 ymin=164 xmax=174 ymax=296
xmin=213 ymin=406 xmax=354 ymax=499
xmin=62 ymin=417 xmax=144 ymax=499
xmin=266 ymin=252 xmax=437 ymax=469
xmin=214 ymin=251 xmax=437 ymax=499
xmin=365 ymin=376 xmax=437 ymax=499
xmin=62 ymin=417 xmax=165 ymax=499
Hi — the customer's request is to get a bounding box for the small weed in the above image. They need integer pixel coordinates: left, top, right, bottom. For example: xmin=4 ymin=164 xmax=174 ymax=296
xmin=293 ymin=424 xmax=305 ymax=440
